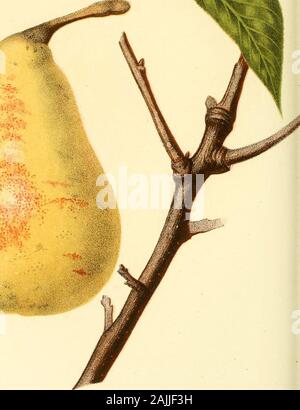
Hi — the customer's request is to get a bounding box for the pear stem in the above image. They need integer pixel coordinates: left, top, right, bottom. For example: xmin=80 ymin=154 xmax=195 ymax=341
xmin=21 ymin=0 xmax=130 ymax=44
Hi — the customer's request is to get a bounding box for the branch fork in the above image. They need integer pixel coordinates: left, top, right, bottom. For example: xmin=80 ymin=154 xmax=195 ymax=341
xmin=75 ymin=32 xmax=300 ymax=389
xmin=189 ymin=219 xmax=224 ymax=236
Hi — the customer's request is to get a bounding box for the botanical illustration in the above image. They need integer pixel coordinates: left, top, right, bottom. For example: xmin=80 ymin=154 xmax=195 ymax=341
xmin=0 ymin=0 xmax=298 ymax=389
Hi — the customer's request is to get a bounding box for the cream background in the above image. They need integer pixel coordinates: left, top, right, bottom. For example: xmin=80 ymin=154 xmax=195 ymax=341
xmin=0 ymin=0 xmax=298 ymax=390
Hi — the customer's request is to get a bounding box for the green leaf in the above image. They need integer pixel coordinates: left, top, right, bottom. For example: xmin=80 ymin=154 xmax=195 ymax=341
xmin=194 ymin=0 xmax=284 ymax=111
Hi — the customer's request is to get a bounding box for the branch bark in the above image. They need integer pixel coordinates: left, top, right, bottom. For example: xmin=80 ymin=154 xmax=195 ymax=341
xmin=74 ymin=33 xmax=300 ymax=389
xmin=189 ymin=219 xmax=224 ymax=236
xmin=191 ymin=55 xmax=249 ymax=175
xmin=118 ymin=265 xmax=146 ymax=292
xmin=225 ymin=115 xmax=300 ymax=165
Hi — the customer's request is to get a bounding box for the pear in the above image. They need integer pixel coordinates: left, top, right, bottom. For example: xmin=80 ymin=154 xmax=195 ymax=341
xmin=0 ymin=1 xmax=130 ymax=315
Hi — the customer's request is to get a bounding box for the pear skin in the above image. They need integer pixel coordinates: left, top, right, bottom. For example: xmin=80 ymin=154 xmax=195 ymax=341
xmin=0 ymin=1 xmax=130 ymax=315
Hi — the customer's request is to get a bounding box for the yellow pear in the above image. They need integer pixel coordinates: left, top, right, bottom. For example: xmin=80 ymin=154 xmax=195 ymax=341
xmin=0 ymin=1 xmax=130 ymax=315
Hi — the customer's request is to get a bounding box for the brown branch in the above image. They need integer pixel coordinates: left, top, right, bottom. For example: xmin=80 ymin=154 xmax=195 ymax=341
xmin=118 ymin=265 xmax=147 ymax=293
xmin=74 ymin=205 xmax=187 ymax=390
xmin=205 ymin=96 xmax=218 ymax=110
xmin=74 ymin=34 xmax=300 ymax=390
xmin=101 ymin=296 xmax=114 ymax=331
xmin=74 ymin=34 xmax=245 ymax=390
xmin=225 ymin=115 xmax=300 ymax=165
xmin=119 ymin=32 xmax=188 ymax=173
xmin=74 ymin=36 xmax=247 ymax=391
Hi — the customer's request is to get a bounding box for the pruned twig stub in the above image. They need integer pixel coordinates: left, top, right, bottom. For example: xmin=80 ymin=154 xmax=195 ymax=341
xmin=101 ymin=296 xmax=114 ymax=331
xmin=74 ymin=32 xmax=300 ymax=389
xmin=189 ymin=219 xmax=224 ymax=236
xmin=118 ymin=265 xmax=146 ymax=293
